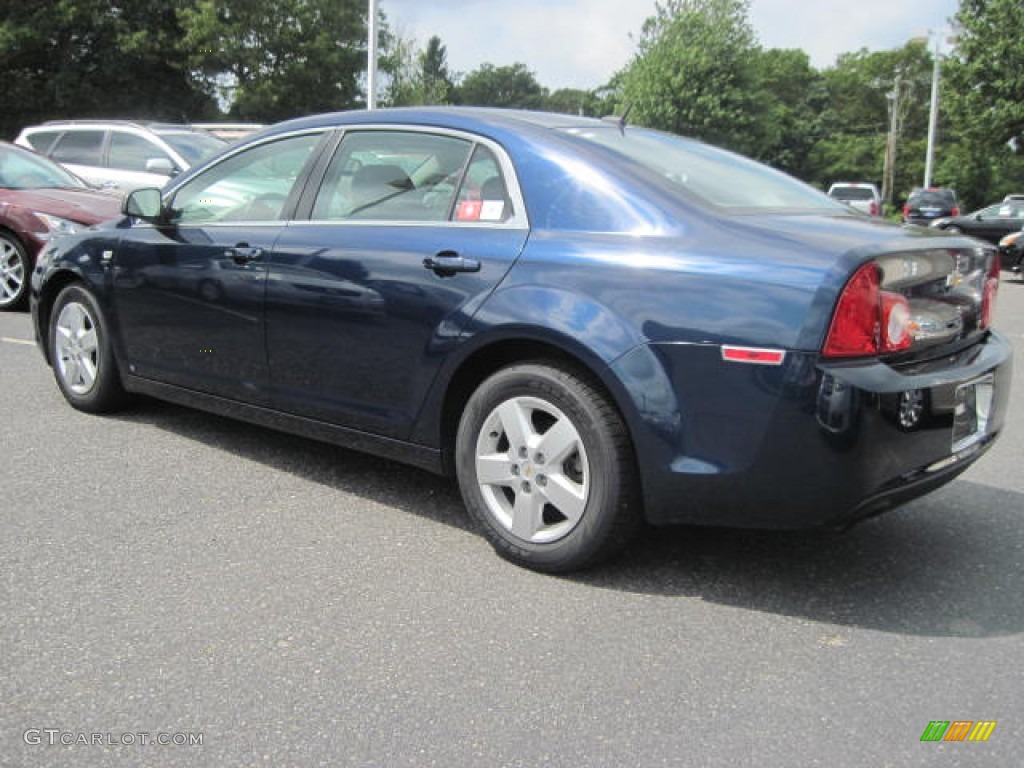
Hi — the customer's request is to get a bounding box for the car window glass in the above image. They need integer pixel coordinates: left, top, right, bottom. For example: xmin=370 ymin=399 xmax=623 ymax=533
xmin=562 ymin=126 xmax=844 ymax=212
xmin=171 ymin=133 xmax=321 ymax=224
xmin=312 ymin=131 xmax=472 ymax=222
xmin=109 ymin=133 xmax=173 ymax=173
xmin=159 ymin=131 xmax=226 ymax=166
xmin=50 ymin=130 xmax=105 ymax=165
xmin=0 ymin=144 xmax=84 ymax=189
xmin=452 ymin=145 xmax=512 ymax=222
xmin=24 ymin=131 xmax=62 ymax=154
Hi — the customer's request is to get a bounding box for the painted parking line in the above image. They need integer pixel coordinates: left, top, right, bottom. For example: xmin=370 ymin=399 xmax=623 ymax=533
xmin=1 ymin=337 xmax=35 ymax=346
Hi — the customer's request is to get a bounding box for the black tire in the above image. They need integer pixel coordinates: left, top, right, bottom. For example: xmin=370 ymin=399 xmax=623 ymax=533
xmin=48 ymin=283 xmax=128 ymax=413
xmin=456 ymin=362 xmax=640 ymax=572
xmin=0 ymin=231 xmax=30 ymax=311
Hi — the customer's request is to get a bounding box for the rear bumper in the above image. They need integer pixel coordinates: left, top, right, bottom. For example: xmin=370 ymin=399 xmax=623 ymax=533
xmin=616 ymin=331 xmax=1013 ymax=529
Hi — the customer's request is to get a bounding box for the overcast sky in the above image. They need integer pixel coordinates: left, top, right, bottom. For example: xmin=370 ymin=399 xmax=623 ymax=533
xmin=382 ymin=0 xmax=961 ymax=90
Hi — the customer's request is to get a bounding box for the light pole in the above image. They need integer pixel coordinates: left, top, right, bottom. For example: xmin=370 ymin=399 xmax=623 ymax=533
xmin=923 ymin=34 xmax=941 ymax=188
xmin=367 ymin=0 xmax=379 ymax=109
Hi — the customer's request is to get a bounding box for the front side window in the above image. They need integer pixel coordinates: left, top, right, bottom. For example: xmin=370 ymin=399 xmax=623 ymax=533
xmin=51 ymin=130 xmax=105 ymax=165
xmin=109 ymin=133 xmax=174 ymax=173
xmin=312 ymin=131 xmax=473 ymax=222
xmin=170 ymin=133 xmax=321 ymax=224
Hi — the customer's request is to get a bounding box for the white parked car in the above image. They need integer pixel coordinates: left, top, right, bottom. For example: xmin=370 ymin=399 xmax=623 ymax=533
xmin=15 ymin=120 xmax=225 ymax=192
xmin=826 ymin=182 xmax=882 ymax=216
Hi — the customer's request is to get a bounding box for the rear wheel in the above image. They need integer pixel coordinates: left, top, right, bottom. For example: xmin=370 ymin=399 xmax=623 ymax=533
xmin=945 ymin=225 xmax=962 ymax=234
xmin=49 ymin=283 xmax=128 ymax=413
xmin=456 ymin=362 xmax=640 ymax=572
xmin=0 ymin=232 xmax=29 ymax=310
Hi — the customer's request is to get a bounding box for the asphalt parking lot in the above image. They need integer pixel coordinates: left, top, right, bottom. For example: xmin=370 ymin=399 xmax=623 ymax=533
xmin=2 ymin=275 xmax=1023 ymax=767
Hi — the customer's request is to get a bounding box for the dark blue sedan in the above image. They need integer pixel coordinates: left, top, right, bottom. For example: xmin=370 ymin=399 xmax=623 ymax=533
xmin=30 ymin=108 xmax=1013 ymax=571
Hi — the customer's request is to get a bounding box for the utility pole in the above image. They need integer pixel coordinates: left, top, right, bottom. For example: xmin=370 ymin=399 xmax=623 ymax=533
xmin=367 ymin=0 xmax=379 ymax=109
xmin=882 ymin=75 xmax=911 ymax=210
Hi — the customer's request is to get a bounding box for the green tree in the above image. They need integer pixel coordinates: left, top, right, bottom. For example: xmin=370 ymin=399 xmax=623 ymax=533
xmin=179 ymin=0 xmax=367 ymax=121
xmin=941 ymin=0 xmax=1024 ymax=208
xmin=750 ymin=48 xmax=826 ymax=178
xmin=384 ymin=34 xmax=453 ymax=106
xmin=0 ymin=0 xmax=214 ymax=139
xmin=618 ymin=0 xmax=763 ymax=155
xmin=808 ymin=41 xmax=935 ymax=204
xmin=455 ymin=63 xmax=547 ymax=109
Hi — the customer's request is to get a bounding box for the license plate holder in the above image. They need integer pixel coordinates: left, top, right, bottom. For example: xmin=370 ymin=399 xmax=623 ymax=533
xmin=952 ymin=374 xmax=994 ymax=453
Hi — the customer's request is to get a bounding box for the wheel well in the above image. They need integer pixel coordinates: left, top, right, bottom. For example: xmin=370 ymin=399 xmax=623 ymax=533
xmin=438 ymin=339 xmax=628 ymax=476
xmin=34 ymin=271 xmax=82 ymax=364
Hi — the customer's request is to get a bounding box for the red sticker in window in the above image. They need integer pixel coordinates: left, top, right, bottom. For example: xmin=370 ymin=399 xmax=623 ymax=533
xmin=456 ymin=200 xmax=483 ymax=221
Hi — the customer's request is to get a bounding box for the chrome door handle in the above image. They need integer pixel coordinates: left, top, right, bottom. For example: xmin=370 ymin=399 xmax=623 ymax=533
xmin=422 ymin=251 xmax=480 ymax=277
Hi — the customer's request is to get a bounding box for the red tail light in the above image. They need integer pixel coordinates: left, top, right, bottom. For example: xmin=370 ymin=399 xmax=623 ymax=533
xmin=823 ymin=262 xmax=913 ymax=357
xmin=981 ymin=254 xmax=1000 ymax=329
xmin=951 ymin=206 xmax=960 ymax=216
xmin=902 ymin=203 xmax=909 ymax=218
xmin=870 ymin=200 xmax=879 ymax=216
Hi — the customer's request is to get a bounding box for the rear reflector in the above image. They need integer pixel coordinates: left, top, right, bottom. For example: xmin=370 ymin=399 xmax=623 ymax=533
xmin=721 ymin=346 xmax=786 ymax=365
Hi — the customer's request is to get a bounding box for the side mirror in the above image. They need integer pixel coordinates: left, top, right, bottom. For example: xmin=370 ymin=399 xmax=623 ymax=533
xmin=145 ymin=157 xmax=177 ymax=176
xmin=122 ymin=188 xmax=164 ymax=220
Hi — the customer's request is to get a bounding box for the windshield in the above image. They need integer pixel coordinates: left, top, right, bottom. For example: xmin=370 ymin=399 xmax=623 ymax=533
xmin=158 ymin=131 xmax=226 ymax=166
xmin=560 ymin=126 xmax=845 ymax=212
xmin=0 ymin=144 xmax=86 ymax=189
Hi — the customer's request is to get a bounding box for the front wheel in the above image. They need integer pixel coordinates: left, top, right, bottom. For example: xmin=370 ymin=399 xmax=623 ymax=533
xmin=456 ymin=362 xmax=640 ymax=572
xmin=0 ymin=232 xmax=29 ymax=310
xmin=49 ymin=283 xmax=128 ymax=413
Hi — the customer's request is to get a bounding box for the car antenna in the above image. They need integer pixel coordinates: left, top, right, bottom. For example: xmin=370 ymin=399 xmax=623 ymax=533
xmin=601 ymin=103 xmax=633 ymax=135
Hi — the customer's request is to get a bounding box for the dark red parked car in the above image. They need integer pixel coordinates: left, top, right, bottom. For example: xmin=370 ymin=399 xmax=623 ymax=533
xmin=1 ymin=141 xmax=121 ymax=310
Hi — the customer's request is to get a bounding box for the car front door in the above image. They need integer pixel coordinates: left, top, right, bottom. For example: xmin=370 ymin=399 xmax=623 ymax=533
xmin=112 ymin=131 xmax=326 ymax=403
xmin=265 ymin=129 xmax=529 ymax=438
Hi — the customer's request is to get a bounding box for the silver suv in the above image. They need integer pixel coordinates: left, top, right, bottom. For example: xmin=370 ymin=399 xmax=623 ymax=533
xmin=15 ymin=120 xmax=225 ymax=192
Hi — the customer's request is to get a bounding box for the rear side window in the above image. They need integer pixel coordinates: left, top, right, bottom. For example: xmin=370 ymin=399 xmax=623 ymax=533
xmin=50 ymin=130 xmax=105 ymax=165
xmin=453 ymin=145 xmax=513 ymax=222
xmin=109 ymin=132 xmax=174 ymax=173
xmin=312 ymin=131 xmax=473 ymax=222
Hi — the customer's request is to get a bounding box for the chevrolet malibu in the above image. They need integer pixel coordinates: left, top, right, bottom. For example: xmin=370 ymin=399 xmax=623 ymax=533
xmin=30 ymin=108 xmax=1013 ymax=571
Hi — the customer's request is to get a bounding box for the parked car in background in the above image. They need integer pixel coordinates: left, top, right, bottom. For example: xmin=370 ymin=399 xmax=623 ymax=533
xmin=0 ymin=141 xmax=121 ymax=310
xmin=930 ymin=199 xmax=1024 ymax=245
xmin=15 ymin=120 xmax=226 ymax=192
xmin=903 ymin=187 xmax=960 ymax=226
xmin=998 ymin=229 xmax=1024 ymax=274
xmin=826 ymin=182 xmax=881 ymax=216
xmin=30 ymin=108 xmax=1012 ymax=572
xmin=192 ymin=123 xmax=266 ymax=141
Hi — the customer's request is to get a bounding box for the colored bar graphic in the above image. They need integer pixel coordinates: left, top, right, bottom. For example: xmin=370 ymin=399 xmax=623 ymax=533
xmin=921 ymin=720 xmax=997 ymax=743
xmin=968 ymin=721 xmax=997 ymax=742
xmin=921 ymin=721 xmax=949 ymax=742
xmin=944 ymin=721 xmax=973 ymax=741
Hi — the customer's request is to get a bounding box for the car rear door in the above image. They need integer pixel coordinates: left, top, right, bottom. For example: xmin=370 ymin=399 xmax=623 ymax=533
xmin=113 ymin=131 xmax=327 ymax=403
xmin=265 ymin=128 xmax=529 ymax=439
